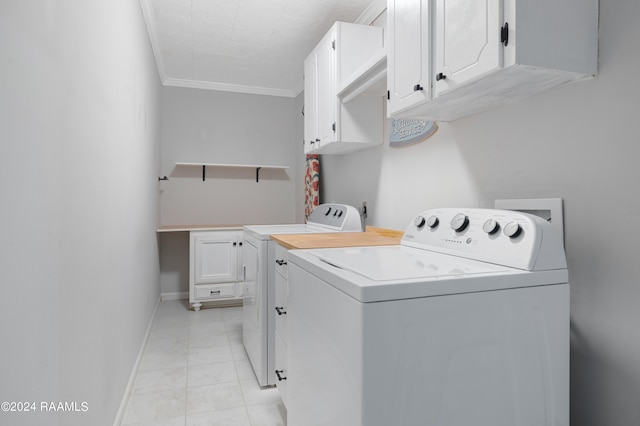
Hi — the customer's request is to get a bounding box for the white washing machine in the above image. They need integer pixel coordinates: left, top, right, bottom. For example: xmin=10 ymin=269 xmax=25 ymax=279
xmin=287 ymin=208 xmax=569 ymax=426
xmin=242 ymin=203 xmax=364 ymax=387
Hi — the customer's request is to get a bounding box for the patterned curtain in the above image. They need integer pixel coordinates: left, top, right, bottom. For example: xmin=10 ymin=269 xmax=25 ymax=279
xmin=304 ymin=154 xmax=320 ymax=222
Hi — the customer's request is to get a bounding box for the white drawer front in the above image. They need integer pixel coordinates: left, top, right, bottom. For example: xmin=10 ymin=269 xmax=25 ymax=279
xmin=195 ymin=283 xmax=237 ymax=300
xmin=274 ymin=244 xmax=289 ymax=279
xmin=275 ymin=273 xmax=288 ymax=341
xmin=275 ymin=331 xmax=288 ymax=407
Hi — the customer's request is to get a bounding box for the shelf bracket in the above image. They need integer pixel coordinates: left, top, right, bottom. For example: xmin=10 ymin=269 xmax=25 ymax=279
xmin=256 ymin=167 xmax=262 ymax=182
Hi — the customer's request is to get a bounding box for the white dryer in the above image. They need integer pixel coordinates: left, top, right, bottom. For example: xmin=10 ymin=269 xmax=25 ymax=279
xmin=287 ymin=208 xmax=569 ymax=426
xmin=242 ymin=203 xmax=363 ymax=387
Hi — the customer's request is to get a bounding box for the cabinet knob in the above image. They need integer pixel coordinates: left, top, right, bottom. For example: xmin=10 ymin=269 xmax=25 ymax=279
xmin=275 ymin=259 xmax=287 ymax=266
xmin=501 ymin=22 xmax=509 ymax=46
xmin=233 ymin=242 xmax=237 ymax=246
xmin=436 ymin=72 xmax=447 ymax=81
xmin=275 ymin=306 xmax=287 ymax=315
xmin=413 ymin=84 xmax=423 ymax=91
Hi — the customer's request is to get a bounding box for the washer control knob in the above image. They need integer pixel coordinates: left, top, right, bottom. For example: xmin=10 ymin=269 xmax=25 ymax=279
xmin=426 ymin=215 xmax=439 ymax=228
xmin=450 ymin=214 xmax=469 ymax=232
xmin=337 ymin=210 xmax=343 ymax=218
xmin=483 ymin=219 xmax=500 ymax=235
xmin=413 ymin=215 xmax=426 ymax=229
xmin=504 ymin=222 xmax=522 ymax=238
xmin=324 ymin=207 xmax=332 ymax=216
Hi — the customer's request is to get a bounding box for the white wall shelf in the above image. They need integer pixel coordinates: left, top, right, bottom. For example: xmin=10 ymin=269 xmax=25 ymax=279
xmin=175 ymin=162 xmax=290 ymax=182
xmin=337 ymin=48 xmax=387 ymax=103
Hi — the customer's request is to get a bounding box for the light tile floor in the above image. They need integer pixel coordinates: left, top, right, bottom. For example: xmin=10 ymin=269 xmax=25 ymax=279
xmin=121 ymin=300 xmax=287 ymax=426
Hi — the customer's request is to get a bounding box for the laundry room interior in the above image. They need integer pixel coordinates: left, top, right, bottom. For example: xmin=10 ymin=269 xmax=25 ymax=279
xmin=2 ymin=0 xmax=639 ymax=425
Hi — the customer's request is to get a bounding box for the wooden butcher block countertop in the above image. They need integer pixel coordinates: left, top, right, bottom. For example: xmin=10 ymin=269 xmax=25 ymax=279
xmin=271 ymin=226 xmax=404 ymax=250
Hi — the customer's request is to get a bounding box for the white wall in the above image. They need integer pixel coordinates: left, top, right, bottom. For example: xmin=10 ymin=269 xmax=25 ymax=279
xmin=159 ymin=87 xmax=299 ymax=226
xmin=158 ymin=88 xmax=301 ymax=296
xmin=322 ymin=0 xmax=640 ymax=424
xmin=0 ymin=2 xmax=161 ymax=425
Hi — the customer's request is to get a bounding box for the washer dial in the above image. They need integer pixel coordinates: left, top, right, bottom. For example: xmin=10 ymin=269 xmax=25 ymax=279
xmin=450 ymin=214 xmax=469 ymax=232
xmin=483 ymin=219 xmax=500 ymax=235
xmin=426 ymin=215 xmax=439 ymax=228
xmin=413 ymin=216 xmax=426 ymax=229
xmin=504 ymin=222 xmax=522 ymax=238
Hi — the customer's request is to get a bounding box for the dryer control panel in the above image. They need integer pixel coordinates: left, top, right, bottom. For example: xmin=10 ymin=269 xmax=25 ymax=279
xmin=402 ymin=208 xmax=566 ymax=271
xmin=307 ymin=203 xmax=364 ymax=232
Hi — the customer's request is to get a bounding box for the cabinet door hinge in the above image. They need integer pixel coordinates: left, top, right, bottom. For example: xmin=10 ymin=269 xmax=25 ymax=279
xmin=332 ymin=122 xmax=336 ymax=132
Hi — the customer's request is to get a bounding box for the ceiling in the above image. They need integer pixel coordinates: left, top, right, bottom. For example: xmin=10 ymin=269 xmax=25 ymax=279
xmin=139 ymin=0 xmax=383 ymax=97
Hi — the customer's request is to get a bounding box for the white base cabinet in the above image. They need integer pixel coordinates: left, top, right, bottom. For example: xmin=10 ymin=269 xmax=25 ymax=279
xmin=189 ymin=231 xmax=243 ymax=310
xmin=388 ymin=0 xmax=599 ymax=122
xmin=304 ymin=21 xmax=384 ymax=155
xmin=273 ymin=243 xmax=289 ymax=406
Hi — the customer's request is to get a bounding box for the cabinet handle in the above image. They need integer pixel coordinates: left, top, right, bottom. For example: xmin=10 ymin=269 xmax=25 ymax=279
xmin=310 ymin=140 xmax=315 ymax=145
xmin=501 ymin=22 xmax=509 ymax=46
xmin=275 ymin=259 xmax=287 ymax=266
xmin=275 ymin=306 xmax=287 ymax=315
xmin=243 ymin=265 xmax=246 ymax=282
xmin=210 ymin=290 xmax=221 ymax=295
xmin=275 ymin=369 xmax=287 ymax=381
xmin=239 ymin=242 xmax=242 ymax=246
xmin=413 ymin=84 xmax=423 ymax=91
xmin=233 ymin=242 xmax=237 ymax=246
xmin=435 ymin=73 xmax=447 ymax=81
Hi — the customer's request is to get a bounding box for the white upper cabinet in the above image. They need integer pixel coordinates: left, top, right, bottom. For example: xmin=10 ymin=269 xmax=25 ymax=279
xmin=303 ymin=52 xmax=318 ymax=151
xmin=388 ymin=0 xmax=599 ymax=122
xmin=433 ymin=0 xmax=503 ymax=97
xmin=316 ymin=32 xmax=336 ymax=149
xmin=304 ymin=22 xmax=384 ymax=155
xmin=387 ymin=0 xmax=432 ymax=117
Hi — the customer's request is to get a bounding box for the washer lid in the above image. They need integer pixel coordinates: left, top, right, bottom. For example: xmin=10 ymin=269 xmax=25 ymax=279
xmin=290 ymin=245 xmax=568 ymax=302
xmin=316 ymin=246 xmax=510 ymax=281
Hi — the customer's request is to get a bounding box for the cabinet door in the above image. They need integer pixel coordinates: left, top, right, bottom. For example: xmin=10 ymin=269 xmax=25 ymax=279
xmin=316 ymin=32 xmax=336 ymax=146
xmin=433 ymin=0 xmax=503 ymax=97
xmin=303 ymin=52 xmax=318 ymax=154
xmin=387 ymin=0 xmax=431 ymax=116
xmin=193 ymin=233 xmax=239 ymax=284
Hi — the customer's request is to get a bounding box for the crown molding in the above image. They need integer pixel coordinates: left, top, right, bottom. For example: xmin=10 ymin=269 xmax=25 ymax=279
xmin=356 ymin=0 xmax=387 ymax=25
xmin=163 ymin=78 xmax=298 ymax=98
xmin=138 ymin=0 xmax=166 ymax=82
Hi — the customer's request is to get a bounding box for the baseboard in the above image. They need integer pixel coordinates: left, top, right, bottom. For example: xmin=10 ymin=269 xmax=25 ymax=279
xmin=112 ymin=295 xmax=161 ymax=426
xmin=161 ymin=291 xmax=188 ymax=301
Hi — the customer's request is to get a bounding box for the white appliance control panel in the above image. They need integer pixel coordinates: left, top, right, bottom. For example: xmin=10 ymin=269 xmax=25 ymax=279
xmin=402 ymin=208 xmax=566 ymax=271
xmin=307 ymin=203 xmax=364 ymax=232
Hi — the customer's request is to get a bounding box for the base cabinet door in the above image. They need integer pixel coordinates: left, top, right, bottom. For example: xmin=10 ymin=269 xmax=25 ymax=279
xmin=190 ymin=230 xmax=243 ymax=310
